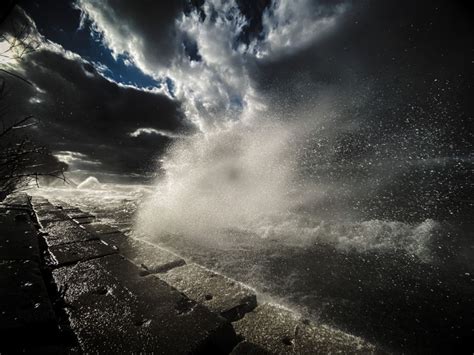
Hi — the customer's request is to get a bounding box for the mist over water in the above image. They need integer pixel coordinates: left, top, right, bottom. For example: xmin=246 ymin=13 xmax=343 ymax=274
xmin=131 ymin=81 xmax=472 ymax=352
xmin=134 ymin=88 xmax=454 ymax=262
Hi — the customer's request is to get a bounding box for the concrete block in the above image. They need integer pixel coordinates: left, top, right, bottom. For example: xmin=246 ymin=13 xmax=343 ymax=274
xmin=48 ymin=239 xmax=117 ymax=266
xmin=160 ymin=263 xmax=257 ymax=321
xmin=0 ymin=260 xmax=59 ymax=345
xmin=82 ymin=222 xmax=121 ymax=236
xmin=0 ymin=211 xmax=40 ymax=261
xmin=233 ymin=303 xmax=377 ymax=354
xmin=52 ymin=254 xmax=238 ymax=354
xmin=105 ymin=234 xmax=185 ymax=273
xmin=41 ymin=220 xmax=97 ymax=247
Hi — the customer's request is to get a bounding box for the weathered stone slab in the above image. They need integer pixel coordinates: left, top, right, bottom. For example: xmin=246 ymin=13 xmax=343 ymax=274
xmin=2 ymin=193 xmax=30 ymax=207
xmin=0 ymin=260 xmax=59 ymax=344
xmin=36 ymin=210 xmax=71 ymax=227
xmin=61 ymin=207 xmax=83 ymax=213
xmin=160 ymin=263 xmax=257 ymax=321
xmin=32 ymin=203 xmax=61 ymax=214
xmin=32 ymin=203 xmax=71 ymax=227
xmin=233 ymin=303 xmax=377 ymax=354
xmin=29 ymin=197 xmax=53 ymax=211
xmin=31 ymin=201 xmax=55 ymax=210
xmin=48 ymin=239 xmax=117 ymax=266
xmin=82 ymin=222 xmax=121 ymax=236
xmin=41 ymin=219 xmax=97 ymax=247
xmin=0 ymin=211 xmax=40 ymax=261
xmin=68 ymin=212 xmax=94 ymax=219
xmin=30 ymin=195 xmax=48 ymax=204
xmin=52 ymin=254 xmax=237 ymax=353
xmin=105 ymin=234 xmax=185 ymax=273
xmin=72 ymin=216 xmax=95 ymax=225
xmin=56 ymin=203 xmax=82 ymax=213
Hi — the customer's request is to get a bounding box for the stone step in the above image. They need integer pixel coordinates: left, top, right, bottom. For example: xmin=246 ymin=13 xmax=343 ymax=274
xmin=71 ymin=216 xmax=95 ymax=225
xmin=159 ymin=263 xmax=257 ymax=321
xmin=52 ymin=254 xmax=238 ymax=354
xmin=0 ymin=259 xmax=60 ymax=349
xmin=48 ymin=239 xmax=118 ymax=267
xmin=40 ymin=220 xmax=98 ymax=247
xmin=29 ymin=196 xmax=49 ymax=207
xmin=67 ymin=212 xmax=95 ymax=220
xmin=2 ymin=193 xmax=31 ymax=208
xmin=0 ymin=211 xmax=41 ymax=262
xmin=32 ymin=203 xmax=71 ymax=228
xmin=233 ymin=303 xmax=379 ymax=354
xmin=0 ymin=197 xmax=64 ymax=351
xmin=101 ymin=233 xmax=186 ymax=274
xmin=81 ymin=222 xmax=122 ymax=235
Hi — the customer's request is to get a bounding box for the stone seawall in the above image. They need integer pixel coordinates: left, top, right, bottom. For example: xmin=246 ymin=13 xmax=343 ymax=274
xmin=0 ymin=193 xmax=383 ymax=354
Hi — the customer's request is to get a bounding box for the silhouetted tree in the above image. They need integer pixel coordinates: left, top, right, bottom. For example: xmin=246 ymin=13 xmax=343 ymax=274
xmin=0 ymin=3 xmax=67 ymax=200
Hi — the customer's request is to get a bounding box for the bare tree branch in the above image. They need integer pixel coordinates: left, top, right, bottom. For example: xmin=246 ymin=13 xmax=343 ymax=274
xmin=0 ymin=114 xmax=34 ymax=138
xmin=0 ymin=68 xmax=33 ymax=86
xmin=0 ymin=7 xmax=69 ymax=200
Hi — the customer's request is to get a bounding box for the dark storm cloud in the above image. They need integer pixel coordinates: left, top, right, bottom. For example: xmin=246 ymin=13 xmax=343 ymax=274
xmin=247 ymin=0 xmax=473 ymax=220
xmin=5 ymin=45 xmax=193 ymax=177
xmin=252 ymin=0 xmax=473 ymax=157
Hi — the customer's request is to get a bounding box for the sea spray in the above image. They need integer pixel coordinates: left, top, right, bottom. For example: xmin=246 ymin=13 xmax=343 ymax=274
xmin=134 ymin=110 xmax=442 ymax=261
xmin=136 ymin=121 xmax=301 ymax=237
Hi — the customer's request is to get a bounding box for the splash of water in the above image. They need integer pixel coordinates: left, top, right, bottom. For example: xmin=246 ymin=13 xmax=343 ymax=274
xmin=136 ymin=120 xmax=300 ymax=235
xmin=135 ymin=103 xmax=441 ymax=261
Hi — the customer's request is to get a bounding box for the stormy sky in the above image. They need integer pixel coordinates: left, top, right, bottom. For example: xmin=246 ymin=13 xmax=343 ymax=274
xmin=0 ymin=0 xmax=472 ymax=182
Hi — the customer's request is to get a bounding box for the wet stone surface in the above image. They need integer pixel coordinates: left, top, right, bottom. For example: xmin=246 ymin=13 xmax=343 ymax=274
xmin=0 ymin=211 xmax=40 ymax=262
xmin=2 ymin=193 xmax=31 ymax=208
xmin=160 ymin=263 xmax=257 ymax=321
xmin=57 ymin=205 xmax=83 ymax=214
xmin=48 ymin=239 xmax=117 ymax=266
xmin=36 ymin=210 xmax=71 ymax=228
xmin=41 ymin=219 xmax=97 ymax=247
xmin=105 ymin=234 xmax=186 ymax=273
xmin=0 ymin=259 xmax=59 ymax=346
xmin=67 ymin=212 xmax=94 ymax=220
xmin=71 ymin=216 xmax=95 ymax=225
xmin=233 ymin=303 xmax=378 ymax=354
xmin=52 ymin=254 xmax=238 ymax=354
xmin=82 ymin=222 xmax=121 ymax=235
xmin=32 ymin=203 xmax=71 ymax=228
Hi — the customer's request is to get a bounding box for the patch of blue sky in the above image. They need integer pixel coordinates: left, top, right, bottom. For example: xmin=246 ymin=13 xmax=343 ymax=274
xmin=21 ymin=0 xmax=160 ymax=90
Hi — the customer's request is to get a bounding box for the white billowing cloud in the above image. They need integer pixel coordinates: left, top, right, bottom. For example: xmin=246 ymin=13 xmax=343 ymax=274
xmin=54 ymin=151 xmax=102 ymax=167
xmin=0 ymin=40 xmax=15 ymax=64
xmin=76 ymin=0 xmax=144 ymax=64
xmin=167 ymin=0 xmax=266 ymax=132
xmin=129 ymin=128 xmax=184 ymax=139
xmin=75 ymin=0 xmax=181 ymax=76
xmin=75 ymin=0 xmax=349 ymax=132
xmin=251 ymin=0 xmax=348 ymax=58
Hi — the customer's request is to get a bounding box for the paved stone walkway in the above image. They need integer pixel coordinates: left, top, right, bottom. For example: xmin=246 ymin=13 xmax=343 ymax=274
xmin=0 ymin=193 xmax=383 ymax=354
